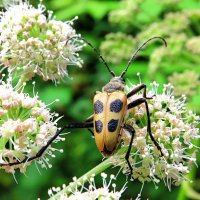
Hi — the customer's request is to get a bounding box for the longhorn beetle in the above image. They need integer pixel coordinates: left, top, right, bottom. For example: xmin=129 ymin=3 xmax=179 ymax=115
xmin=0 ymin=36 xmax=167 ymax=174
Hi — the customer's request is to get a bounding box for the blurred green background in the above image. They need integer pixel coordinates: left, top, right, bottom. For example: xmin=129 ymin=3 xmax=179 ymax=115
xmin=0 ymin=0 xmax=200 ymax=199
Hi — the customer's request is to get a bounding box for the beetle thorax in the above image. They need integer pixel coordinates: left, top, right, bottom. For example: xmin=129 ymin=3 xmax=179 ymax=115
xmin=103 ymin=77 xmax=125 ymax=93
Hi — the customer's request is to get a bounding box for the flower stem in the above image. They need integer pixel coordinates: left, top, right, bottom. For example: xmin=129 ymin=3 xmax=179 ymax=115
xmin=177 ymin=138 xmax=200 ymax=200
xmin=15 ymin=75 xmax=28 ymax=92
xmin=48 ymin=157 xmax=113 ymax=200
xmin=177 ymin=180 xmax=200 ymax=200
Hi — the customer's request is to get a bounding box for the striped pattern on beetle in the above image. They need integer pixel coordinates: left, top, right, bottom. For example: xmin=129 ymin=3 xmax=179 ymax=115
xmin=93 ymin=91 xmax=127 ymax=157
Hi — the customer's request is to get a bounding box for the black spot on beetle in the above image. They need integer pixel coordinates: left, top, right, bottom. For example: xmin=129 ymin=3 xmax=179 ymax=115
xmin=94 ymin=100 xmax=103 ymax=114
xmin=110 ymin=99 xmax=123 ymax=113
xmin=95 ymin=120 xmax=103 ymax=133
xmin=108 ymin=119 xmax=118 ymax=132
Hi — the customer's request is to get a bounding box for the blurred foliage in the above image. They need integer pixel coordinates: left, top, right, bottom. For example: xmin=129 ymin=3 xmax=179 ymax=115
xmin=100 ymin=0 xmax=200 ymax=113
xmin=168 ymin=70 xmax=200 ymax=97
xmin=0 ymin=0 xmax=199 ymax=200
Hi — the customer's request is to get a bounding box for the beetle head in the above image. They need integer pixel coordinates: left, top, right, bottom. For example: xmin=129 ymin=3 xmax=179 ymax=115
xmin=103 ymin=76 xmax=125 ymax=93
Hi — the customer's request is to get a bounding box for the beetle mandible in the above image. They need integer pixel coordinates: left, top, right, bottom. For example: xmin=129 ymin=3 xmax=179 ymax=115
xmin=0 ymin=36 xmax=166 ymax=174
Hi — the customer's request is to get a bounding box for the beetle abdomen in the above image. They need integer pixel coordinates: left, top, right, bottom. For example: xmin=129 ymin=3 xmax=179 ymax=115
xmin=93 ymin=91 xmax=127 ymax=157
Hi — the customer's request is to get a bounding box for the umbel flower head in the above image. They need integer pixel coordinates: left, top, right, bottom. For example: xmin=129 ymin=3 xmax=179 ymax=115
xmin=100 ymin=32 xmax=136 ymax=64
xmin=112 ymin=81 xmax=199 ymax=189
xmin=0 ymin=1 xmax=83 ymax=82
xmin=168 ymin=70 xmax=200 ymax=97
xmin=0 ymin=78 xmax=63 ymax=173
xmin=47 ymin=173 xmax=126 ymax=200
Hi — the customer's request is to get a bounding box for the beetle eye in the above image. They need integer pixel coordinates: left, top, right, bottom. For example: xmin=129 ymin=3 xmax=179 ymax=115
xmin=120 ymin=77 xmax=125 ymax=83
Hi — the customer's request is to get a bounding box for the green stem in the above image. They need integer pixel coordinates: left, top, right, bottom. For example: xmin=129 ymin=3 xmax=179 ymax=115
xmin=15 ymin=75 xmax=28 ymax=92
xmin=177 ymin=138 xmax=200 ymax=200
xmin=48 ymin=157 xmax=113 ymax=200
xmin=177 ymin=180 xmax=200 ymax=200
xmin=182 ymin=51 xmax=200 ymax=64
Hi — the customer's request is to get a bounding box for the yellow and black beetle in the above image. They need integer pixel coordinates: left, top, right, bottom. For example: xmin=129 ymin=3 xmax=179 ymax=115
xmin=0 ymin=36 xmax=166 ymax=173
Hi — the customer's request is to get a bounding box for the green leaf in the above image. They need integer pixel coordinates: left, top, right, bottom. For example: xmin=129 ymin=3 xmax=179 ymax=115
xmin=46 ymin=0 xmax=74 ymax=10
xmin=39 ymin=86 xmax=73 ymax=108
xmin=86 ymin=1 xmax=120 ymax=20
xmin=55 ymin=1 xmax=119 ymax=20
xmin=178 ymin=0 xmax=200 ymax=9
xmin=69 ymin=98 xmax=93 ymax=121
xmin=137 ymin=0 xmax=162 ymax=24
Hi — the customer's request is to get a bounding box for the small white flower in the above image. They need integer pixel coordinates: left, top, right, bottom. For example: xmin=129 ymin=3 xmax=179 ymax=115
xmin=0 ymin=79 xmax=63 ymax=173
xmin=113 ymin=82 xmax=199 ymax=189
xmin=0 ymin=1 xmax=83 ymax=82
xmin=48 ymin=173 xmax=126 ymax=200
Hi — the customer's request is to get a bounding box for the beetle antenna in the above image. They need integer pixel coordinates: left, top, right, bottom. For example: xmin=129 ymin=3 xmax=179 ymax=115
xmin=66 ymin=37 xmax=115 ymax=77
xmin=120 ymin=36 xmax=167 ymax=77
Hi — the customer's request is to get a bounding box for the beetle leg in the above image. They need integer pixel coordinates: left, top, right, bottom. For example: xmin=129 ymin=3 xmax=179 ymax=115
xmin=123 ymin=124 xmax=135 ymax=175
xmin=128 ymin=98 xmax=164 ymax=156
xmin=88 ymin=128 xmax=94 ymax=136
xmin=127 ymin=83 xmax=154 ymax=99
xmin=0 ymin=121 xmax=93 ymax=166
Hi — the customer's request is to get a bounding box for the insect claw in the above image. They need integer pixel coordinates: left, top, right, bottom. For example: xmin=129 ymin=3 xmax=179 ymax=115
xmin=160 ymin=151 xmax=165 ymax=157
xmin=157 ymin=147 xmax=165 ymax=157
xmin=126 ymin=162 xmax=133 ymax=176
xmin=146 ymin=94 xmax=156 ymax=100
xmin=125 ymin=169 xmax=132 ymax=177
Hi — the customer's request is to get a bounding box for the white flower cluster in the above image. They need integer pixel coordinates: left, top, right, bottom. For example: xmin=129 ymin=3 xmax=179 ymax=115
xmin=186 ymin=36 xmax=200 ymax=54
xmin=0 ymin=79 xmax=64 ymax=173
xmin=0 ymin=1 xmax=83 ymax=81
xmin=48 ymin=173 xmax=126 ymax=200
xmin=113 ymin=82 xmax=199 ymax=189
